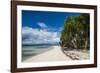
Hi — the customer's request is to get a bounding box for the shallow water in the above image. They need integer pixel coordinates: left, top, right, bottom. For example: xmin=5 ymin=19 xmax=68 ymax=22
xmin=22 ymin=44 xmax=59 ymax=61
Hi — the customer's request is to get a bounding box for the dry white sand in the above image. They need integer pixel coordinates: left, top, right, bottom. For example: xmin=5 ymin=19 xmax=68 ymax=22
xmin=63 ymin=49 xmax=90 ymax=60
xmin=24 ymin=46 xmax=72 ymax=62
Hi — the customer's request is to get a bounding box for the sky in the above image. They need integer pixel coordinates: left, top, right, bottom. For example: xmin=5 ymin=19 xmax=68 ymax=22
xmin=22 ymin=10 xmax=80 ymax=45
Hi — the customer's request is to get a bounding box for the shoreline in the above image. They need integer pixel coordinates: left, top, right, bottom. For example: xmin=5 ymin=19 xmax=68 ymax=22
xmin=23 ymin=46 xmax=90 ymax=62
xmin=23 ymin=46 xmax=72 ymax=62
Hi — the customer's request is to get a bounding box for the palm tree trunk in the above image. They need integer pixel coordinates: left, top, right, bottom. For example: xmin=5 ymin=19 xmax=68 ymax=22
xmin=71 ymin=38 xmax=77 ymax=49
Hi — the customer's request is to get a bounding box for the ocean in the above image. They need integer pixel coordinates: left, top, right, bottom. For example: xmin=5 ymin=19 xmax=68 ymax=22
xmin=22 ymin=44 xmax=59 ymax=61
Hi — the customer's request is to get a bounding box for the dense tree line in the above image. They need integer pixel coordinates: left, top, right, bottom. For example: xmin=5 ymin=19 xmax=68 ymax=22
xmin=60 ymin=14 xmax=90 ymax=50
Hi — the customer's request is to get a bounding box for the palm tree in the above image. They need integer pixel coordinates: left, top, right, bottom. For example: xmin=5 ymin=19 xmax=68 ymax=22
xmin=60 ymin=13 xmax=90 ymax=50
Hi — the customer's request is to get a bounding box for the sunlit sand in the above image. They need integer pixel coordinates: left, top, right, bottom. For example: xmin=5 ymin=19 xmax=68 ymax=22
xmin=24 ymin=46 xmax=72 ymax=62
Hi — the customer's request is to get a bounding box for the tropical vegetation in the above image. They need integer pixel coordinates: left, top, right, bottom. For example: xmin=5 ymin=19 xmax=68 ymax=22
xmin=60 ymin=13 xmax=90 ymax=50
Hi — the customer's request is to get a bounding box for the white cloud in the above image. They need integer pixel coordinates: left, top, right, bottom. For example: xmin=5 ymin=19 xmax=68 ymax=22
xmin=22 ymin=26 xmax=60 ymax=44
xmin=37 ymin=22 xmax=48 ymax=29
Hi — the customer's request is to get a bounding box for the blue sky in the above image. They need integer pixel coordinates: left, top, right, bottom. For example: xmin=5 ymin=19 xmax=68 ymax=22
xmin=22 ymin=10 xmax=80 ymax=45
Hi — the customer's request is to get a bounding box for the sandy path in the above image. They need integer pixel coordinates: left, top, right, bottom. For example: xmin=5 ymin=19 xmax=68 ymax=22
xmin=24 ymin=46 xmax=72 ymax=62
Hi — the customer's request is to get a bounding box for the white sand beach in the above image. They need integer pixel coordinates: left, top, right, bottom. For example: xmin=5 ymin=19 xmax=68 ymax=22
xmin=24 ymin=46 xmax=72 ymax=62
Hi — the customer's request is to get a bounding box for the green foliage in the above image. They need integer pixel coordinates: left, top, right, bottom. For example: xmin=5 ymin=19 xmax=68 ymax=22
xmin=60 ymin=14 xmax=90 ymax=50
